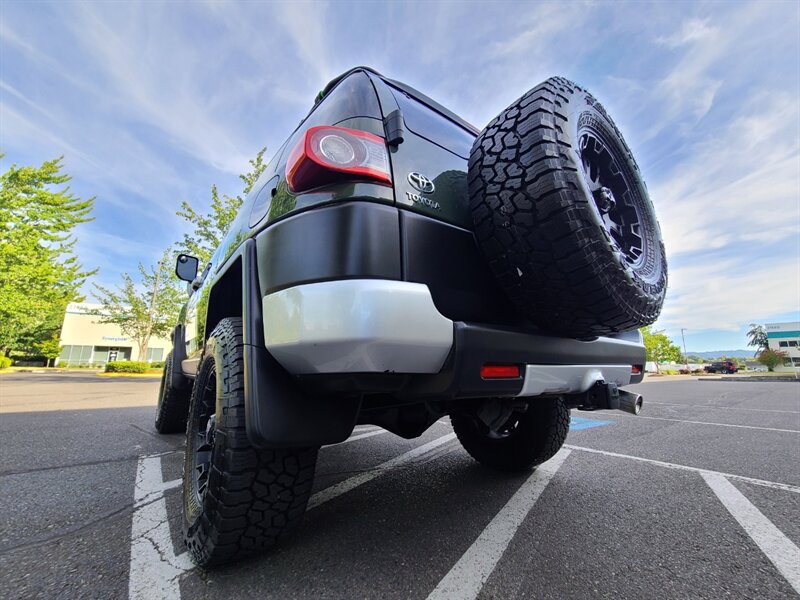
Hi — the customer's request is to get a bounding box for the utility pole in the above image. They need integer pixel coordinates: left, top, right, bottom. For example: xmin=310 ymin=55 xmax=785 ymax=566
xmin=680 ymin=328 xmax=689 ymax=371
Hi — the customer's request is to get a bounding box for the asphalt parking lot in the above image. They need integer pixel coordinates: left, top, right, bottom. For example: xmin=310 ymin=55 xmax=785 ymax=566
xmin=0 ymin=373 xmax=798 ymax=599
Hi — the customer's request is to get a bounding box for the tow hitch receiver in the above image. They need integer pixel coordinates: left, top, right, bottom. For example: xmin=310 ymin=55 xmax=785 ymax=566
xmin=569 ymin=382 xmax=643 ymax=415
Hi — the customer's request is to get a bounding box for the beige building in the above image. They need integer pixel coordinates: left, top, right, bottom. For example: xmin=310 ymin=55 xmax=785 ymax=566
xmin=57 ymin=303 xmax=172 ymax=366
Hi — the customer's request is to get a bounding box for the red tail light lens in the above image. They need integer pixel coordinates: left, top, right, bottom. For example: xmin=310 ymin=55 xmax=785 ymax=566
xmin=480 ymin=364 xmax=521 ymax=379
xmin=631 ymin=365 xmax=642 ymax=375
xmin=286 ymin=125 xmax=392 ymax=193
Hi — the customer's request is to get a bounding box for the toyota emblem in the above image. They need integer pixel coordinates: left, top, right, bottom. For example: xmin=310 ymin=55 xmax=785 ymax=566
xmin=407 ymin=172 xmax=435 ymax=194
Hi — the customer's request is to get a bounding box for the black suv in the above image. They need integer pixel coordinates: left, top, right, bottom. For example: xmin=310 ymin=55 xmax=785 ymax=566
xmin=155 ymin=67 xmax=667 ymax=566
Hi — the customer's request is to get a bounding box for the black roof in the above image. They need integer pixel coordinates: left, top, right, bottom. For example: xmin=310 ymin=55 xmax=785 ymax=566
xmin=318 ymin=66 xmax=480 ymax=135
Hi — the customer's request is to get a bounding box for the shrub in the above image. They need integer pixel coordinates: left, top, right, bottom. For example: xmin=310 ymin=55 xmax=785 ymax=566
xmin=663 ymin=369 xmax=678 ymax=375
xmin=679 ymin=369 xmax=690 ymax=375
xmin=756 ymin=349 xmax=788 ymax=372
xmin=105 ymin=361 xmax=149 ymax=374
xmin=150 ymin=361 xmax=165 ymax=370
xmin=0 ymin=356 xmax=12 ymax=370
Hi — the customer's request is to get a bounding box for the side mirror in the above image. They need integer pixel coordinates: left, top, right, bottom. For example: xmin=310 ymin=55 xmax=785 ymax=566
xmin=175 ymin=254 xmax=199 ymax=282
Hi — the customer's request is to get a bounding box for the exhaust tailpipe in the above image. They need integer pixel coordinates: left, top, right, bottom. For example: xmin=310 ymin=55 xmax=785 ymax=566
xmin=572 ymin=382 xmax=644 ymax=415
xmin=616 ymin=390 xmax=643 ymax=415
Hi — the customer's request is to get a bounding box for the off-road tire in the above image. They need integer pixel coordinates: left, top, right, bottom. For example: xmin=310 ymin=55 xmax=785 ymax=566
xmin=154 ymin=351 xmax=191 ymax=434
xmin=451 ymin=398 xmax=570 ymax=472
xmin=468 ymin=76 xmax=667 ymax=338
xmin=182 ymin=317 xmax=318 ymax=567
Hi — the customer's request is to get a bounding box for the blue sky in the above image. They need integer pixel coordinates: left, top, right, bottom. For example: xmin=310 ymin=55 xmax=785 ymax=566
xmin=1 ymin=0 xmax=798 ymax=352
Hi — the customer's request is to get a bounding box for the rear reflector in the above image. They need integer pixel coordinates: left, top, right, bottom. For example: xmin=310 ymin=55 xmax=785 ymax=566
xmin=286 ymin=125 xmax=392 ymax=193
xmin=631 ymin=365 xmax=642 ymax=375
xmin=480 ymin=364 xmax=521 ymax=379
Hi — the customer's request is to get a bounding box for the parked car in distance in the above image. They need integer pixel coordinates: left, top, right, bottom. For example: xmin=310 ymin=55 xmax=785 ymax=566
xmin=704 ymin=360 xmax=738 ymax=374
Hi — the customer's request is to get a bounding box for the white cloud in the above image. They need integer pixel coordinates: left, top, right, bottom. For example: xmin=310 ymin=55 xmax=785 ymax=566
xmin=656 ymin=18 xmax=718 ymax=48
xmin=656 ymin=257 xmax=800 ymax=332
xmin=490 ymin=2 xmax=587 ymax=58
xmin=653 ymin=91 xmax=800 ymax=255
xmin=272 ymin=2 xmax=332 ymax=84
xmin=62 ymin=3 xmax=253 ymax=175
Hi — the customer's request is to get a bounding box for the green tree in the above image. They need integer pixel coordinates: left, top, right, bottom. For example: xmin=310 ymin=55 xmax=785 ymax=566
xmin=0 ymin=155 xmax=94 ymax=355
xmin=746 ymin=323 xmax=769 ymax=355
xmin=92 ymin=249 xmax=184 ymax=360
xmin=176 ymin=148 xmax=267 ymax=264
xmin=34 ymin=333 xmax=62 ymax=367
xmin=641 ymin=326 xmax=683 ymax=373
xmin=756 ymin=348 xmax=787 ymax=372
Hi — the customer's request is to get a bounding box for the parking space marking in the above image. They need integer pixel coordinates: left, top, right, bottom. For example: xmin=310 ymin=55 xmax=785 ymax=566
xmin=570 ymin=416 xmax=613 ymax=431
xmin=645 ymin=401 xmax=800 ymax=415
xmin=129 ymin=454 xmax=192 ymax=600
xmin=608 ymin=413 xmax=799 ymax=433
xmin=566 ymin=444 xmax=800 ymax=494
xmin=353 ymin=425 xmax=381 ymax=432
xmin=128 ymin=434 xmax=457 ymax=599
xmin=702 ymin=472 xmax=800 ymax=594
xmin=324 ymin=429 xmax=388 ymax=446
xmin=308 ymin=433 xmax=457 ymax=510
xmin=426 ymin=450 xmax=571 ymax=600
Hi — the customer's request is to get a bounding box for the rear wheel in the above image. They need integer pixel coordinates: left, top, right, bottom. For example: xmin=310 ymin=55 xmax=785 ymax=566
xmin=451 ymin=398 xmax=570 ymax=472
xmin=182 ymin=317 xmax=318 ymax=567
xmin=154 ymin=351 xmax=191 ymax=434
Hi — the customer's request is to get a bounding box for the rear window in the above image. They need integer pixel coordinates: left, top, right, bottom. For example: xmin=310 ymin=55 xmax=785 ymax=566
xmin=389 ymin=85 xmax=474 ymax=159
xmin=304 ymin=71 xmax=381 ymax=128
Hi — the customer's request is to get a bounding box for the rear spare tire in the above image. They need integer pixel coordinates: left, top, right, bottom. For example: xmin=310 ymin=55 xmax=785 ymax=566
xmin=468 ymin=76 xmax=666 ymax=338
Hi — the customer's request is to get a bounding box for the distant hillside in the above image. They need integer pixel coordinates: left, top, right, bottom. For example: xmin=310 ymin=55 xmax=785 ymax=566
xmin=687 ymin=350 xmax=755 ymax=359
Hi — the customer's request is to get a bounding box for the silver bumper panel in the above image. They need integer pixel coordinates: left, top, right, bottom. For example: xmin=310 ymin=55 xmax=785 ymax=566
xmin=517 ymin=364 xmax=633 ymax=397
xmin=263 ymin=279 xmax=454 ymax=375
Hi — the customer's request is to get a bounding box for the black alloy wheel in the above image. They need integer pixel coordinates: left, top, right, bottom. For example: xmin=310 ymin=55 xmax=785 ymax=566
xmin=578 ymin=130 xmax=646 ymax=268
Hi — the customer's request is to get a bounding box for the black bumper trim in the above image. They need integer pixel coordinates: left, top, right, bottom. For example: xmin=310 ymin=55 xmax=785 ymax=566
xmin=403 ymin=322 xmax=645 ymax=399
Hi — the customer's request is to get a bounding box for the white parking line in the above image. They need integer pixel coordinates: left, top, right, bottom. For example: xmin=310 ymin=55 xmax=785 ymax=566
xmin=645 ymin=401 xmax=800 ymax=415
xmin=353 ymin=425 xmax=381 ymax=432
xmin=605 ymin=413 xmax=799 ymax=433
xmin=702 ymin=472 xmax=800 ymax=594
xmin=308 ymin=433 xmax=457 ymax=509
xmin=130 ymin=433 xmax=457 ymax=599
xmin=324 ymin=429 xmax=388 ymax=447
xmin=129 ymin=455 xmax=192 ymax=600
xmin=426 ymin=450 xmax=571 ymax=600
xmin=566 ymin=444 xmax=800 ymax=494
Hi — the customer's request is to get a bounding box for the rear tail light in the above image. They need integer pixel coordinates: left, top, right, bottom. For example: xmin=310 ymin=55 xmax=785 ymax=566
xmin=631 ymin=365 xmax=642 ymax=375
xmin=480 ymin=364 xmax=521 ymax=379
xmin=286 ymin=125 xmax=392 ymax=193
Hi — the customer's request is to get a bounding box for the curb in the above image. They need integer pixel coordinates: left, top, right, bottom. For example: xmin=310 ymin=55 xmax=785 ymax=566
xmin=699 ymin=376 xmax=799 ymax=383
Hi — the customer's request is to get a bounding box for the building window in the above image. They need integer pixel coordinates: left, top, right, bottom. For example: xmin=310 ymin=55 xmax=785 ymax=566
xmin=58 ymin=345 xmax=93 ymax=366
xmin=789 ymin=341 xmax=798 ymax=347
xmin=779 ymin=341 xmax=789 ymax=347
xmin=145 ymin=348 xmax=164 ymax=362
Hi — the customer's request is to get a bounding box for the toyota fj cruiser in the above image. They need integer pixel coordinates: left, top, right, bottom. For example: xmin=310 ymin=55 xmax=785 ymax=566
xmin=155 ymin=68 xmax=667 ymax=567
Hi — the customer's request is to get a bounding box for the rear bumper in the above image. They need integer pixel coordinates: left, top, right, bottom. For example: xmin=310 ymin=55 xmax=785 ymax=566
xmin=263 ymin=279 xmax=645 ymax=399
xmin=263 ymin=279 xmax=454 ymax=374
